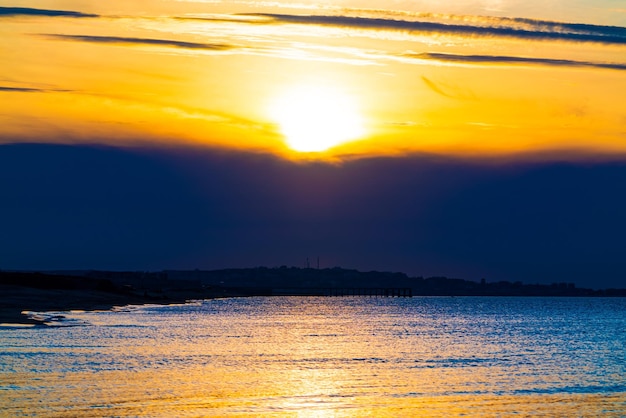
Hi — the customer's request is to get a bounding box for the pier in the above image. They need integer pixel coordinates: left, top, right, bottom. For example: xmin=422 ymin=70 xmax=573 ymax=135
xmin=325 ymin=287 xmax=413 ymax=297
xmin=271 ymin=287 xmax=413 ymax=297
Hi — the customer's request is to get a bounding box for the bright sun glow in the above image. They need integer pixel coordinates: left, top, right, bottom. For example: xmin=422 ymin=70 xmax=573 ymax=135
xmin=270 ymin=85 xmax=365 ymax=152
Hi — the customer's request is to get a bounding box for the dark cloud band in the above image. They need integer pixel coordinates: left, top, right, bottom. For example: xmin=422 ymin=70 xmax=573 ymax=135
xmin=0 ymin=86 xmax=71 ymax=93
xmin=0 ymin=86 xmax=45 ymax=92
xmin=409 ymin=52 xmax=626 ymax=71
xmin=249 ymin=13 xmax=626 ymax=46
xmin=0 ymin=7 xmax=97 ymax=18
xmin=43 ymin=34 xmax=235 ymax=51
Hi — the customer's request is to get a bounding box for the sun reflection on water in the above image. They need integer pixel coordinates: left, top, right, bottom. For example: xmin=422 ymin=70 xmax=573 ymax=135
xmin=2 ymin=297 xmax=625 ymax=416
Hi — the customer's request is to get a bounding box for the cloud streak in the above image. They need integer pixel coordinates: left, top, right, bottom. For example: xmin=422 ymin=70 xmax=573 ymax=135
xmin=0 ymin=86 xmax=45 ymax=92
xmin=248 ymin=13 xmax=626 ymax=46
xmin=409 ymin=52 xmax=626 ymax=71
xmin=420 ymin=77 xmax=470 ymax=100
xmin=0 ymin=7 xmax=97 ymax=18
xmin=42 ymin=34 xmax=236 ymax=51
xmin=40 ymin=33 xmax=377 ymax=66
xmin=0 ymin=86 xmax=72 ymax=93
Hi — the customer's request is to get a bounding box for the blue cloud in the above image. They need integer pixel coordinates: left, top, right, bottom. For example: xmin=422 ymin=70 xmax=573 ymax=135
xmin=2 ymin=143 xmax=626 ymax=289
xmin=0 ymin=7 xmax=97 ymax=18
xmin=42 ymin=34 xmax=235 ymax=51
xmin=248 ymin=13 xmax=626 ymax=46
xmin=0 ymin=86 xmax=45 ymax=92
xmin=410 ymin=52 xmax=626 ymax=71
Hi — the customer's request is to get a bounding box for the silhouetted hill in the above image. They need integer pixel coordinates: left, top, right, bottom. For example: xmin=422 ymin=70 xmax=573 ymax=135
xmin=164 ymin=267 xmax=625 ymax=297
xmin=2 ymin=268 xmax=624 ymax=325
xmin=4 ymin=267 xmax=625 ymax=300
xmin=0 ymin=271 xmax=118 ymax=292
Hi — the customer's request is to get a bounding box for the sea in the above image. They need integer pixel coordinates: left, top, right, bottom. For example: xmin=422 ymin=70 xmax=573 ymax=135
xmin=1 ymin=296 xmax=625 ymax=417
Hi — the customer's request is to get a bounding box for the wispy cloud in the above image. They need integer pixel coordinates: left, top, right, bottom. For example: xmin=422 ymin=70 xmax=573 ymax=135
xmin=421 ymin=77 xmax=476 ymax=100
xmin=409 ymin=52 xmax=626 ymax=71
xmin=40 ymin=33 xmax=379 ymax=65
xmin=173 ymin=14 xmax=271 ymax=25
xmin=159 ymin=12 xmax=626 ymax=69
xmin=42 ymin=34 xmax=236 ymax=51
xmin=0 ymin=86 xmax=44 ymax=92
xmin=0 ymin=86 xmax=71 ymax=93
xmin=246 ymin=13 xmax=626 ymax=46
xmin=421 ymin=77 xmax=458 ymax=99
xmin=0 ymin=7 xmax=97 ymax=18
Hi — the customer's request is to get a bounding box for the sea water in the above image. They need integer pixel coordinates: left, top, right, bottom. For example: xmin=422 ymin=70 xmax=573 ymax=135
xmin=1 ymin=297 xmax=625 ymax=417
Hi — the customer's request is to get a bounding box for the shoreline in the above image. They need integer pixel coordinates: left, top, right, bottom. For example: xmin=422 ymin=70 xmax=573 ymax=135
xmin=0 ymin=284 xmax=214 ymax=326
xmin=3 ymin=284 xmax=626 ymax=327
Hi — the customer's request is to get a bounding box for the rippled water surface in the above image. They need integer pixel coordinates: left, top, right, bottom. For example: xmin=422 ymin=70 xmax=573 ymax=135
xmin=2 ymin=297 xmax=625 ymax=416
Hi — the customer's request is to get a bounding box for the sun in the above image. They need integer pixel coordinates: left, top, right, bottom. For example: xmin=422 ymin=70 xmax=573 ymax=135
xmin=270 ymin=84 xmax=365 ymax=152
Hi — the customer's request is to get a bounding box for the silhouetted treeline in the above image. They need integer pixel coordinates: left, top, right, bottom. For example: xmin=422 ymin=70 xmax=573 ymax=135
xmin=0 ymin=271 xmax=117 ymax=292
xmin=166 ymin=266 xmax=626 ymax=297
xmin=3 ymin=267 xmax=625 ymax=297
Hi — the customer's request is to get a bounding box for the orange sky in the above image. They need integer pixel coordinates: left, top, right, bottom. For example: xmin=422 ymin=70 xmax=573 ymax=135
xmin=1 ymin=0 xmax=625 ymax=161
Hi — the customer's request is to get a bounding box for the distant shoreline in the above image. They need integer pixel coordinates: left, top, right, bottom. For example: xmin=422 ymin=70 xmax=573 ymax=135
xmin=2 ymin=269 xmax=625 ymax=326
xmin=0 ymin=284 xmax=214 ymax=326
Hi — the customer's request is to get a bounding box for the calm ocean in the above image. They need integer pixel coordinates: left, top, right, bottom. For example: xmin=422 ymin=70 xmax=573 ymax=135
xmin=2 ymin=296 xmax=625 ymax=416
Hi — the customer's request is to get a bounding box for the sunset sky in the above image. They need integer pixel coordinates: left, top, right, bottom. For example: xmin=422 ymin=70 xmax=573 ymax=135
xmin=2 ymin=1 xmax=626 ymax=288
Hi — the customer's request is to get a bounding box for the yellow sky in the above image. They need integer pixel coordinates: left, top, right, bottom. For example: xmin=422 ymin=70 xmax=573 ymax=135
xmin=1 ymin=0 xmax=625 ymax=161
